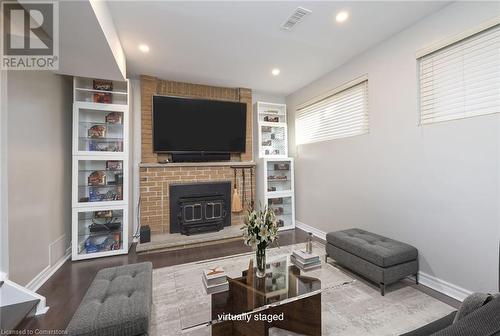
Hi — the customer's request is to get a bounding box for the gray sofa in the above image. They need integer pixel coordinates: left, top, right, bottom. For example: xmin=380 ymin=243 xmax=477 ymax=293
xmin=66 ymin=262 xmax=153 ymax=336
xmin=326 ymin=228 xmax=418 ymax=295
xmin=401 ymin=293 xmax=500 ymax=336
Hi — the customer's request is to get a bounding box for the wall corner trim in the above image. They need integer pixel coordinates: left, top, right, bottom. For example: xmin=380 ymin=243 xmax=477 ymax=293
xmin=295 ymin=219 xmax=472 ymax=302
xmin=89 ymin=0 xmax=127 ymax=79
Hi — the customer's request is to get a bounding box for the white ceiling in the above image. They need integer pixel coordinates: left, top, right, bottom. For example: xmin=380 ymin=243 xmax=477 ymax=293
xmin=108 ymin=1 xmax=450 ymax=95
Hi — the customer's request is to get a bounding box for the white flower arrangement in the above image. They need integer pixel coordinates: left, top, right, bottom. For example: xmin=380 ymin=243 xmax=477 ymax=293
xmin=242 ymin=205 xmax=279 ymax=250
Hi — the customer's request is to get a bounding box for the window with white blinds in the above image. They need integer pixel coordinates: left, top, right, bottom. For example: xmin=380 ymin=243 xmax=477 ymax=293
xmin=419 ymin=24 xmax=500 ymax=124
xmin=296 ymin=80 xmax=368 ymax=145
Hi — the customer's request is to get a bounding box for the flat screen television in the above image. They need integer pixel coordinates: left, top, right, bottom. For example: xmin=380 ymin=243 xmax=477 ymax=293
xmin=153 ymin=95 xmax=247 ymax=153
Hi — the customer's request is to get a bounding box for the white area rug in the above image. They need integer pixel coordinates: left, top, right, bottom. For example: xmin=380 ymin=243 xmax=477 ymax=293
xmin=151 ymin=242 xmax=454 ymax=336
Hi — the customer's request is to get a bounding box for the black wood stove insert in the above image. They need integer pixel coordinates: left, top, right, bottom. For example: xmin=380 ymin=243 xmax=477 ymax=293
xmin=169 ymin=181 xmax=231 ymax=235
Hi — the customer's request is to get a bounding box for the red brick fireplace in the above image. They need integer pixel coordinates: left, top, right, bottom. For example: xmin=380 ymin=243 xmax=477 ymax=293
xmin=140 ymin=163 xmax=254 ymax=234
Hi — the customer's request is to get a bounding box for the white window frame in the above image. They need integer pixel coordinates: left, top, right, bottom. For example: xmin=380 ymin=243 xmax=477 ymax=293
xmin=416 ymin=17 xmax=500 ymax=125
xmin=295 ymin=75 xmax=369 ymax=145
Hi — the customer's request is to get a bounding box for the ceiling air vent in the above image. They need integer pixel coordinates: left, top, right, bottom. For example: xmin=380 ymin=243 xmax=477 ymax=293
xmin=281 ymin=7 xmax=312 ymax=31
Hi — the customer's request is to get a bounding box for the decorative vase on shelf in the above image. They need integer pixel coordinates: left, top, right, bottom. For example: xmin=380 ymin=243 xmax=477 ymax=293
xmin=242 ymin=205 xmax=279 ymax=279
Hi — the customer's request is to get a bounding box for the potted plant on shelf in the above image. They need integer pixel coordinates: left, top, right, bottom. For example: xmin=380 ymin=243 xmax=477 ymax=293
xmin=242 ymin=205 xmax=279 ymax=278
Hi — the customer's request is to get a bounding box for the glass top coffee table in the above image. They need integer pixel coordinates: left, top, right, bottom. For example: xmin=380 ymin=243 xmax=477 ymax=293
xmin=177 ymin=254 xmax=354 ymax=335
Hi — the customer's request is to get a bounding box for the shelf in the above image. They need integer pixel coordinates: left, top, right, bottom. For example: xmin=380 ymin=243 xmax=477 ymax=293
xmin=74 ymin=101 xmax=128 ymax=110
xmin=73 ymin=248 xmax=127 ymax=260
xmin=74 ymin=77 xmax=129 ymax=107
xmin=78 ymin=214 xmax=123 ymax=221
xmin=75 ymin=87 xmax=128 ymax=95
xmin=258 ymin=111 xmax=286 ymax=115
xmin=273 ymin=212 xmax=292 ymax=217
xmin=80 ymin=136 xmax=123 ymax=140
xmin=78 ymin=169 xmax=123 ymax=173
xmin=79 ymin=184 xmax=123 ymax=188
xmin=74 ymin=201 xmax=126 ymax=209
xmin=78 ymin=244 xmax=123 ymax=255
xmin=79 ymin=137 xmax=124 ymax=141
xmin=78 ymin=228 xmax=122 ymax=237
xmin=266 ymin=191 xmax=293 ymax=196
xmin=139 ymin=161 xmax=256 ymax=168
xmin=79 ymin=121 xmax=123 ymax=127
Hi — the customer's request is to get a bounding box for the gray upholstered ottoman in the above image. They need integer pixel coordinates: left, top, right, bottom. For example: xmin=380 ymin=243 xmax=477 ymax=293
xmin=326 ymin=229 xmax=418 ymax=295
xmin=66 ymin=262 xmax=153 ymax=336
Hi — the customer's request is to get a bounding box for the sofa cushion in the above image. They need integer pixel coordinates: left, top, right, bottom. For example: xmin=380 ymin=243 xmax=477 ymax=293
xmin=453 ymin=292 xmax=491 ymax=323
xmin=66 ymin=262 xmax=153 ymax=336
xmin=431 ymin=296 xmax=500 ymax=336
xmin=326 ymin=228 xmax=417 ymax=267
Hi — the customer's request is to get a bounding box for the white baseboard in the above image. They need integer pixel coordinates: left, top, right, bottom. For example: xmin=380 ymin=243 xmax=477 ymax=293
xmin=0 ymin=271 xmax=6 ymax=281
xmin=295 ymin=219 xmax=472 ymax=302
xmin=418 ymin=272 xmax=472 ymax=302
xmin=295 ymin=220 xmax=326 ymax=241
xmin=26 ymin=247 xmax=70 ymax=293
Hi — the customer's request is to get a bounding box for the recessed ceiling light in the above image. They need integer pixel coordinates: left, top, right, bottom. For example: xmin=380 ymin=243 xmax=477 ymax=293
xmin=336 ymin=11 xmax=349 ymax=23
xmin=138 ymin=44 xmax=150 ymax=53
xmin=271 ymin=68 xmax=280 ymax=76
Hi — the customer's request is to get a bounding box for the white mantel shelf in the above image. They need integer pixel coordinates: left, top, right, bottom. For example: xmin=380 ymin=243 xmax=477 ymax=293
xmin=139 ymin=161 xmax=256 ymax=168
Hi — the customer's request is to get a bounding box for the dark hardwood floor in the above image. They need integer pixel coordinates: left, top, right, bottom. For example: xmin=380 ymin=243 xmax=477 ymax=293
xmin=17 ymin=227 xmax=460 ymax=332
xmin=17 ymin=228 xmax=310 ymax=332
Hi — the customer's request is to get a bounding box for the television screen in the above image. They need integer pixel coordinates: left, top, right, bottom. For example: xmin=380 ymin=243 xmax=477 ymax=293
xmin=153 ymin=95 xmax=247 ymax=153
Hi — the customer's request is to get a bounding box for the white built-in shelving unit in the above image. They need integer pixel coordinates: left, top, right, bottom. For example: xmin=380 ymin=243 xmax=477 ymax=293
xmin=255 ymin=102 xmax=288 ymax=159
xmin=254 ymin=101 xmax=294 ymax=230
xmin=256 ymin=158 xmax=295 ymax=231
xmin=71 ymin=77 xmax=130 ymax=261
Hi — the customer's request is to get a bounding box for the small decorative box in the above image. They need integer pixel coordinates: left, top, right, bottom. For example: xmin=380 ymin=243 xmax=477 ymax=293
xmin=88 ymin=125 xmax=106 ymax=138
xmin=88 ymin=171 xmax=106 ymax=186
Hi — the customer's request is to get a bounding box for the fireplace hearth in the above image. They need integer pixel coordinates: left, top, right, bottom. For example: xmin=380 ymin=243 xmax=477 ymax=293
xmin=169 ymin=182 xmax=231 ymax=235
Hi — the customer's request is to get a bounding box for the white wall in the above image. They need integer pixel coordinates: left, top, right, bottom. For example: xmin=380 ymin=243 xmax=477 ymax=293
xmin=286 ymin=1 xmax=500 ymax=295
xmin=0 ymin=70 xmax=8 ymax=280
xmin=7 ymin=71 xmax=72 ymax=286
xmin=252 ymin=91 xmax=286 ymax=105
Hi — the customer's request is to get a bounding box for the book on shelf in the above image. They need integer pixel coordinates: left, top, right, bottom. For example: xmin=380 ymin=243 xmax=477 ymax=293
xmin=292 ymin=249 xmax=321 ymax=264
xmin=203 ymin=266 xmax=227 ymax=287
xmin=290 ymin=255 xmax=321 ymax=271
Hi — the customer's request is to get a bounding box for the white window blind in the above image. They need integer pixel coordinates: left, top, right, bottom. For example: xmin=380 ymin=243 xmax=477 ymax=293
xmin=419 ymin=24 xmax=500 ymax=124
xmin=296 ymin=80 xmax=368 ymax=145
